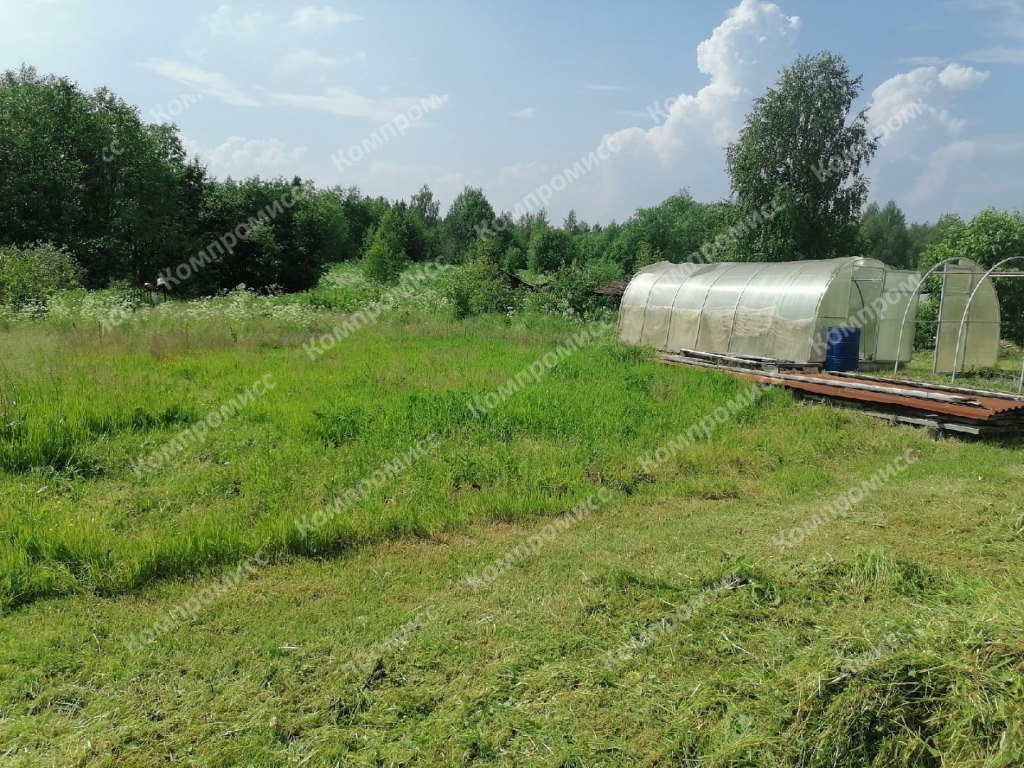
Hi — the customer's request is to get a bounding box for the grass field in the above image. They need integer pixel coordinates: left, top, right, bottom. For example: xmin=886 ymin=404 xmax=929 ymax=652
xmin=2 ymin=269 xmax=1024 ymax=766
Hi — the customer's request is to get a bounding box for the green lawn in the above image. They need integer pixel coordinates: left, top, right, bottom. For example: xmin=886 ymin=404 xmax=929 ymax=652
xmin=2 ymin=281 xmax=1023 ymax=766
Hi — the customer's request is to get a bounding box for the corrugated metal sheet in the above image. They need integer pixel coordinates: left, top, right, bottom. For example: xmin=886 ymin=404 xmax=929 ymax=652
xmin=658 ymin=353 xmax=1024 ymax=436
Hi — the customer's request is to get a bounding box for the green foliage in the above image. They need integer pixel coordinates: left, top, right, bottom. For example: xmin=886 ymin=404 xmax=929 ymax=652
xmin=4 ymin=301 xmax=1024 ymax=767
xmin=914 ymin=297 xmax=938 ymax=350
xmin=727 ymin=52 xmax=874 ymax=261
xmin=407 ymin=185 xmax=441 ymax=262
xmin=631 ymin=242 xmax=665 ymax=272
xmin=465 ymin=236 xmax=505 ymax=267
xmin=192 ymin=180 xmax=342 ymax=294
xmin=0 ymin=67 xmax=350 ymax=295
xmin=510 ymin=209 xmax=548 ymax=254
xmin=336 ymin=187 xmax=389 ymax=262
xmin=441 ymin=187 xmax=495 ymax=263
xmin=528 ymin=225 xmax=579 ymax=272
xmin=907 ymin=216 xmax=959 ymax=270
xmin=289 ymin=188 xmax=349 ymax=285
xmin=502 ymin=246 xmax=527 ymax=272
xmin=310 ymin=405 xmax=366 ymax=447
xmin=562 ymin=209 xmax=589 ymax=234
xmin=860 ymin=201 xmax=912 ymax=268
xmin=4 ymin=261 xmax=1024 ymax=767
xmin=0 ymin=243 xmax=83 ymax=307
xmin=597 ymin=195 xmax=742 ymax=272
xmin=0 ymin=67 xmax=206 ymax=287
xmin=362 ymin=208 xmax=410 ymax=284
xmin=541 ymin=258 xmax=625 ymax=317
xmin=439 ymin=258 xmax=522 ymax=318
xmin=920 ymin=208 xmax=1024 ymax=344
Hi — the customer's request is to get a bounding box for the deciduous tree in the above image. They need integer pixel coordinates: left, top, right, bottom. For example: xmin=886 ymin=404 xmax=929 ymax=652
xmin=726 ymin=52 xmax=874 ymax=261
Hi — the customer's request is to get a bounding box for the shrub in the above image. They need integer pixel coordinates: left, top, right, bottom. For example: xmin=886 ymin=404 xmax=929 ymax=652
xmin=527 ymin=227 xmax=578 ymax=273
xmin=440 ymin=258 xmax=522 ymax=319
xmin=503 ymin=246 xmax=527 ymax=272
xmin=0 ymin=243 xmax=83 ymax=307
xmin=540 ymin=258 xmax=625 ymax=317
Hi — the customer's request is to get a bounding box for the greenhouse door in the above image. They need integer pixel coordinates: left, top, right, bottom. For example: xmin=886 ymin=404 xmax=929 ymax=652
xmin=934 ymin=259 xmax=1000 ymax=374
xmin=848 ymin=265 xmax=886 ymax=361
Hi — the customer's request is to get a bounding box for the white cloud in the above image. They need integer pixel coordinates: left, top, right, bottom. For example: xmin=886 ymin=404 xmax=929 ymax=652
xmin=179 ymin=134 xmax=202 ymax=160
xmin=325 ymin=160 xmax=468 ymax=208
xmin=868 ymin=68 xmax=949 ymax=134
xmin=274 ymin=49 xmax=341 ymax=79
xmin=959 ymin=0 xmax=1024 ymax=35
xmin=510 ymin=107 xmax=537 ymax=119
xmin=267 ymin=88 xmax=444 ymax=122
xmin=140 ymin=59 xmax=259 ymax=107
xmin=289 ymin=5 xmax=361 ymax=31
xmin=204 ymin=137 xmax=308 ymax=171
xmin=899 ymin=55 xmax=948 ymax=66
xmin=605 ymin=0 xmax=800 ymax=159
xmin=957 ymin=0 xmax=1024 ymax=63
xmin=567 ymin=0 xmax=800 ymax=221
xmin=964 ymin=45 xmax=1024 ymax=63
xmin=498 ymin=162 xmax=549 ymax=182
xmin=204 ymin=4 xmax=270 ymax=37
xmin=867 ymin=63 xmax=988 ymax=139
xmin=561 ymin=0 xmax=1001 ymax=225
xmin=864 ymin=61 xmax=1000 ymax=220
xmin=938 ymin=62 xmax=991 ymax=89
xmin=907 ymin=140 xmax=977 ymax=205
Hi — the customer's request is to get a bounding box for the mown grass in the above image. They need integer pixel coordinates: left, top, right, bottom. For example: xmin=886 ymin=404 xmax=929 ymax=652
xmin=1 ymin=426 xmax=1022 ymax=766
xmin=2 ymin=268 xmax=1024 ymax=765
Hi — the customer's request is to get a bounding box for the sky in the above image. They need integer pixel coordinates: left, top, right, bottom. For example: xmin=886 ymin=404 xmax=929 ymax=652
xmin=2 ymin=0 xmax=1023 ymax=226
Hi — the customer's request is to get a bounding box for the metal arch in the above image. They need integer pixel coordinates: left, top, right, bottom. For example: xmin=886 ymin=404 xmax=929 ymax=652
xmin=949 ymin=255 xmax=1024 ymax=383
xmin=892 ymin=258 xmax=970 ymax=375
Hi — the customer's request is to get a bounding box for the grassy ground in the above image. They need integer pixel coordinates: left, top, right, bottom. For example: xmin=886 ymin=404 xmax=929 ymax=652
xmin=2 ymin=272 xmax=1023 ymax=765
xmin=878 ymin=348 xmax=1024 ymax=395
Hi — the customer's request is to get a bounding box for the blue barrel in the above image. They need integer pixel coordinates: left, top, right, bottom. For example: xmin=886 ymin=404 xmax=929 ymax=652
xmin=825 ymin=327 xmax=861 ymax=372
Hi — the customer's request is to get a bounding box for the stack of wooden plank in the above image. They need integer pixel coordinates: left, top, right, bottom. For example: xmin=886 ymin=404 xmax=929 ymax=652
xmin=659 ymin=351 xmax=1024 ymax=437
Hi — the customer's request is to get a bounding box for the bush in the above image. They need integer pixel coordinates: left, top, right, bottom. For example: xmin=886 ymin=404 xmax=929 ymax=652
xmin=528 ymin=227 xmax=578 ymax=273
xmin=0 ymin=243 xmax=83 ymax=307
xmin=541 ymin=258 xmax=625 ymax=318
xmin=503 ymin=246 xmax=526 ymax=272
xmin=440 ymin=258 xmax=522 ymax=319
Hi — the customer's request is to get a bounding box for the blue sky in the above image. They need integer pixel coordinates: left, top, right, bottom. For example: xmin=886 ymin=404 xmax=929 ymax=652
xmin=3 ymin=0 xmax=1022 ymax=225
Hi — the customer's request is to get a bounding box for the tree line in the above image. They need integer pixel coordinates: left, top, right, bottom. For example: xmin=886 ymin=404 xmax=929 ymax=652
xmin=1 ymin=59 xmax=1021 ymax=336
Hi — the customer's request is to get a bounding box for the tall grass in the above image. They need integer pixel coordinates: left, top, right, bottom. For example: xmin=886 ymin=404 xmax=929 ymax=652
xmin=0 ymin=298 xmax=792 ymax=609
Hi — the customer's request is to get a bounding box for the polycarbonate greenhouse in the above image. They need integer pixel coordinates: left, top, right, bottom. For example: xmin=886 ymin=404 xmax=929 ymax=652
xmin=618 ymin=257 xmax=924 ymax=365
xmin=933 ymin=258 xmax=1001 ymax=373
